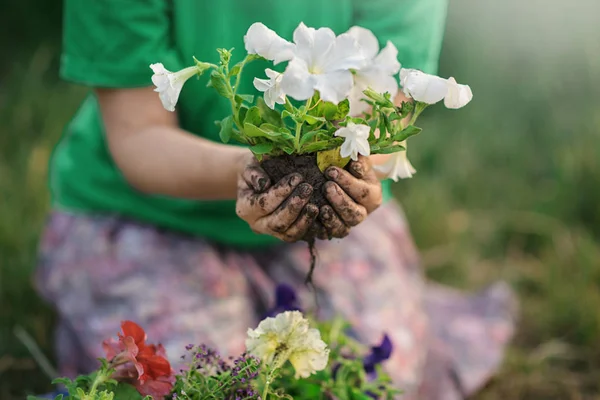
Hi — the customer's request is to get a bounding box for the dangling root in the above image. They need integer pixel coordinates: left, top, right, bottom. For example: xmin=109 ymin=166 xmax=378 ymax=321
xmin=304 ymin=239 xmax=320 ymax=312
xmin=305 ymin=239 xmax=317 ymax=286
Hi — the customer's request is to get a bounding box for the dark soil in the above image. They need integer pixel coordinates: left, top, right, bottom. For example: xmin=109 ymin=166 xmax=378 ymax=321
xmin=261 ymin=154 xmax=330 ymax=241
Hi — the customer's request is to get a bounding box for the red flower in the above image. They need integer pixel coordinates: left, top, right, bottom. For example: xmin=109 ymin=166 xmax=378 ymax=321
xmin=102 ymin=321 xmax=174 ymax=398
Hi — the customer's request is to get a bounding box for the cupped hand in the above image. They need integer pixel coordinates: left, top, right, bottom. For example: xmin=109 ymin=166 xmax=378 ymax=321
xmin=236 ymin=155 xmax=319 ymax=242
xmin=318 ymin=155 xmax=382 ymax=239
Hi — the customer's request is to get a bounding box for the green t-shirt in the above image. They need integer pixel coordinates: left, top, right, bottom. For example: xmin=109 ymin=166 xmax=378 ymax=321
xmin=52 ymin=0 xmax=448 ymax=249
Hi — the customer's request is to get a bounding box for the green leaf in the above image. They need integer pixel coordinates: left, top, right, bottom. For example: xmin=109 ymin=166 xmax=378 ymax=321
xmin=304 ymin=114 xmax=326 ymax=125
xmin=243 ymin=106 xmax=262 ymax=126
xmin=218 ymin=116 xmax=234 ymax=143
xmin=229 ymin=64 xmax=241 ymax=77
xmin=321 ymin=102 xmax=339 ymax=120
xmin=208 ymin=70 xmax=231 ymax=98
xmin=299 ymin=129 xmax=330 ymax=146
xmin=235 ymin=94 xmax=254 ymax=105
xmin=392 ymin=125 xmax=422 ymax=142
xmin=244 ymin=123 xmax=269 ymax=138
xmin=301 ymin=138 xmax=342 ymax=153
xmin=257 ymin=97 xmax=283 ymax=126
xmin=238 ymin=105 xmax=248 ymax=125
xmin=372 ymin=144 xmax=406 ymax=154
xmin=112 ymin=382 xmax=145 ymax=400
xmin=250 ymin=142 xmax=274 ymax=155
xmin=363 ymin=88 xmax=395 ymax=108
xmin=282 ymin=110 xmax=295 ymax=121
xmin=332 ymin=99 xmax=350 ymax=120
xmin=397 ymin=100 xmax=415 ymax=118
xmin=282 ymin=146 xmax=295 ymax=155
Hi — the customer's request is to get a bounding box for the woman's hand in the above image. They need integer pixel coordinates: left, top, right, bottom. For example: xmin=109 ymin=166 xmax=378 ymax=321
xmin=236 ymin=155 xmax=319 ymax=242
xmin=318 ymin=156 xmax=383 ymax=239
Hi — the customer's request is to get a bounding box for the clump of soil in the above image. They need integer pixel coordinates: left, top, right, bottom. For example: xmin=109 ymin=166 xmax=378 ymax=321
xmin=261 ymin=154 xmax=330 ymax=241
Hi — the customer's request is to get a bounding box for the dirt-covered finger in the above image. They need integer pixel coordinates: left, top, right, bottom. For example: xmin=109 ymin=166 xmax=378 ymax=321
xmin=242 ymin=165 xmax=272 ymax=192
xmin=323 ymin=181 xmax=367 ymax=227
xmin=348 ymin=155 xmax=375 ymax=181
xmin=266 ymin=183 xmax=313 ymax=233
xmin=281 ymin=204 xmax=319 ymax=242
xmin=319 ymin=205 xmax=350 ymax=238
xmin=325 ymin=166 xmax=381 ymax=212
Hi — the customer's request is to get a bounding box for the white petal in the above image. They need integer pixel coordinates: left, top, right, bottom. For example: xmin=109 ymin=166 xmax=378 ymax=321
xmin=400 ymin=68 xmax=448 ymax=104
xmin=354 ymin=123 xmax=371 ymax=139
xmin=348 ymin=79 xmax=370 ymax=117
xmin=253 ymin=77 xmax=272 ymax=92
xmin=265 ymin=68 xmax=281 ymax=80
xmin=373 ymin=41 xmax=401 ymax=75
xmin=374 ymin=149 xmax=416 ymax=181
xmin=244 ymin=23 xmax=295 ymax=64
xmin=280 ymin=58 xmax=316 ymax=101
xmin=347 ymin=26 xmax=379 ymax=60
xmin=355 ymin=137 xmax=371 ymax=157
xmin=324 ymin=32 xmax=366 ymax=71
xmin=293 ymin=23 xmax=336 ymax=73
xmin=314 ymin=70 xmax=354 ymax=104
xmin=444 ymin=77 xmax=473 ymax=109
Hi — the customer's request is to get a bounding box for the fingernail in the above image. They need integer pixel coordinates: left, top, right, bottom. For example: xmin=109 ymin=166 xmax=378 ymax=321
xmin=321 ymin=208 xmax=331 ymax=220
xmin=257 ymin=177 xmax=267 ymax=191
xmin=327 ymin=168 xmax=339 ymax=179
xmin=299 ymin=183 xmax=313 ymax=198
xmin=290 ymin=174 xmax=302 ymax=186
xmin=307 ymin=206 xmax=318 ymax=217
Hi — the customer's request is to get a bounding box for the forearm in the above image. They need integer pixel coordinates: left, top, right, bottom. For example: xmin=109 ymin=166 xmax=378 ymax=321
xmin=108 ymin=126 xmax=249 ymax=200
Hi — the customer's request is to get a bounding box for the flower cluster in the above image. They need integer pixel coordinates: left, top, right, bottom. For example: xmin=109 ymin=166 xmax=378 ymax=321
xmin=36 ymin=285 xmax=399 ymax=400
xmin=150 ymin=21 xmax=473 ymax=182
xmin=102 ymin=320 xmax=175 ymax=398
xmin=246 ymin=311 xmax=329 ymax=379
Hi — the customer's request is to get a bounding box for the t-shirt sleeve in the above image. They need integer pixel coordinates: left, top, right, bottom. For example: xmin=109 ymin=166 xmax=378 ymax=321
xmin=60 ymin=0 xmax=180 ymax=87
xmin=352 ymin=0 xmax=449 ymax=74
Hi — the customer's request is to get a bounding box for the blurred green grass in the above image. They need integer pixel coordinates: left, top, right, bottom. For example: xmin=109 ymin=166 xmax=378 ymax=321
xmin=1 ymin=0 xmax=599 ymax=399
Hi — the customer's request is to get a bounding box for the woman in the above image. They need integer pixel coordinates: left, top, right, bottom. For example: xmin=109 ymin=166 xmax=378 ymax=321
xmin=36 ymin=0 xmax=516 ymax=398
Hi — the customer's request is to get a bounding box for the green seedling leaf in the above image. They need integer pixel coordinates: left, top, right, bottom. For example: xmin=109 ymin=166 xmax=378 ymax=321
xmin=218 ymin=115 xmax=234 ymax=143
xmin=332 ymin=99 xmax=350 ymax=120
xmin=304 ymin=114 xmax=326 ymax=125
xmin=244 ymin=123 xmax=269 ymax=138
xmin=299 ymin=129 xmax=330 ymax=146
xmin=208 ymin=70 xmax=231 ymax=98
xmin=257 ymin=97 xmax=283 ymax=126
xmin=251 ymin=142 xmax=274 ymax=155
xmin=372 ymin=144 xmax=406 ymax=154
xmin=235 ymin=94 xmax=254 ymax=105
xmin=244 ymin=106 xmax=262 ymax=126
xmin=392 ymin=125 xmax=422 ymax=142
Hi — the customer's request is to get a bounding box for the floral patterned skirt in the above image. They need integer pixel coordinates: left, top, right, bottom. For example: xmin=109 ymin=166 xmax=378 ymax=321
xmin=35 ymin=202 xmax=516 ymax=399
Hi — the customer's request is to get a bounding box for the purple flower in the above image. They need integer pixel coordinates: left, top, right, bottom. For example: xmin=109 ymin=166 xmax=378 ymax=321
xmin=265 ymin=283 xmax=302 ymax=317
xmin=363 ymin=334 xmax=393 ymax=377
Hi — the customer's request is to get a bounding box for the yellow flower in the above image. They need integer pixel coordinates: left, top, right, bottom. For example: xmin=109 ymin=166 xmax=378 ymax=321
xmin=245 ymin=311 xmax=329 ymax=378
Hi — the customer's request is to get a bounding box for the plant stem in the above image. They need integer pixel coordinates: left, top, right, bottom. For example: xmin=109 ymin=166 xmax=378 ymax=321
xmin=408 ymin=102 xmax=428 ymax=126
xmin=84 ymin=370 xmax=108 ymax=399
xmin=294 ymin=120 xmax=303 ymax=151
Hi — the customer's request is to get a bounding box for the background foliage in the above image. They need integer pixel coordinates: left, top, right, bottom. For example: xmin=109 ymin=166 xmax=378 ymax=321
xmin=1 ymin=0 xmax=599 ymax=398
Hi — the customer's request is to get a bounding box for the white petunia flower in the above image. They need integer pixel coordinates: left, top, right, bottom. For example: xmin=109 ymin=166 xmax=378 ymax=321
xmin=399 ymin=68 xmax=449 ymax=105
xmin=245 ymin=311 xmax=329 ymax=379
xmin=346 ymin=27 xmax=400 ymax=116
xmin=150 ymin=63 xmax=199 ymax=112
xmin=374 ymin=142 xmax=416 ymax=181
xmin=334 ymin=122 xmax=371 ymax=161
xmin=444 ymin=77 xmax=473 ymax=109
xmin=253 ymin=69 xmax=286 ymax=109
xmin=244 ymin=23 xmax=296 ymax=65
xmin=400 ymin=69 xmax=473 ymax=109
